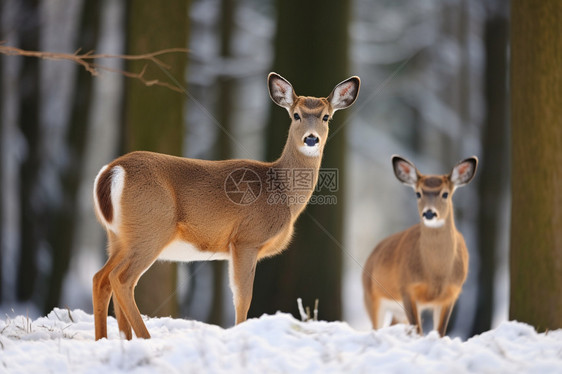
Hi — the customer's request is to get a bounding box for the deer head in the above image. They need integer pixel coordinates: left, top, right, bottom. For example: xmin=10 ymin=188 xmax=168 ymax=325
xmin=268 ymin=73 xmax=360 ymax=158
xmin=392 ymin=155 xmax=478 ymax=228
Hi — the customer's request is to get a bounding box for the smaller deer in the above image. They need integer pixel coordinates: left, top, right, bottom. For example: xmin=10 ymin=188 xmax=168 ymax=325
xmin=362 ymin=155 xmax=477 ymax=336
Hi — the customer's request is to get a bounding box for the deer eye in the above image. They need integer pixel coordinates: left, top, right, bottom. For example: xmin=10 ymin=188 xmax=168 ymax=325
xmin=293 ymin=113 xmax=301 ymax=120
xmin=323 ymin=114 xmax=329 ymax=122
xmin=416 ymin=192 xmax=421 ymax=199
xmin=442 ymin=192 xmax=449 ymax=199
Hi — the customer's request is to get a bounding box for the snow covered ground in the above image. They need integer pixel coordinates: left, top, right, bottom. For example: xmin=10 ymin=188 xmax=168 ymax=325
xmin=1 ymin=309 xmax=561 ymax=374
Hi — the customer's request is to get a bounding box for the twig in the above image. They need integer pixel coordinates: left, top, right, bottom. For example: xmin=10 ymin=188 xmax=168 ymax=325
xmin=297 ymin=298 xmax=307 ymax=322
xmin=297 ymin=298 xmax=320 ymax=322
xmin=313 ymin=299 xmax=319 ymax=321
xmin=0 ymin=42 xmax=189 ymax=92
xmin=65 ymin=306 xmax=75 ymax=323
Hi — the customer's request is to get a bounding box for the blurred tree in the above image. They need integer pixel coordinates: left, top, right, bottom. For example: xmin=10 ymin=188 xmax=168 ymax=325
xmin=0 ymin=5 xmax=3 ymax=303
xmin=44 ymin=0 xmax=101 ymax=313
xmin=123 ymin=0 xmax=190 ymax=318
xmin=16 ymin=0 xmax=43 ymax=303
xmin=510 ymin=0 xmax=562 ymax=331
xmin=250 ymin=0 xmax=351 ymax=321
xmin=471 ymin=1 xmax=509 ymax=336
xmin=208 ymin=0 xmax=236 ymax=326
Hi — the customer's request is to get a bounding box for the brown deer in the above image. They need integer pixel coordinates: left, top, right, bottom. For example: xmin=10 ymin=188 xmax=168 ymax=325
xmin=362 ymin=155 xmax=477 ymax=336
xmin=92 ymin=72 xmax=360 ymax=340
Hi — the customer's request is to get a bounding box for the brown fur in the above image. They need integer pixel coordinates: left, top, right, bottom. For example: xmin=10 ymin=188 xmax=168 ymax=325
xmin=96 ymin=167 xmax=114 ymax=223
xmin=423 ymin=177 xmax=444 ymax=188
xmin=92 ymin=73 xmax=360 ymax=340
xmin=363 ymin=156 xmax=477 ymax=337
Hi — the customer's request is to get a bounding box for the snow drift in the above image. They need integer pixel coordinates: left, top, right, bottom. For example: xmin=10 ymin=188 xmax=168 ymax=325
xmin=1 ymin=309 xmax=561 ymax=373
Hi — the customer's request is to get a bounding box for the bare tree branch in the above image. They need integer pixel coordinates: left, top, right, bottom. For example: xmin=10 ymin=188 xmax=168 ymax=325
xmin=0 ymin=43 xmax=189 ymax=92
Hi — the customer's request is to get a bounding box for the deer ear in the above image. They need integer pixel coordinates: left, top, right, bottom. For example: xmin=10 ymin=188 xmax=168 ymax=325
xmin=392 ymin=155 xmax=418 ymax=187
xmin=328 ymin=76 xmax=360 ymax=112
xmin=268 ymin=72 xmax=296 ymax=110
xmin=450 ymin=157 xmax=478 ymax=187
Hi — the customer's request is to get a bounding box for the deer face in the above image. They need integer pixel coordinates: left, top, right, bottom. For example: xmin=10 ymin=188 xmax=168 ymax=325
xmin=392 ymin=156 xmax=478 ymax=228
xmin=268 ymin=73 xmax=360 ymax=158
xmin=414 ymin=175 xmax=453 ymax=228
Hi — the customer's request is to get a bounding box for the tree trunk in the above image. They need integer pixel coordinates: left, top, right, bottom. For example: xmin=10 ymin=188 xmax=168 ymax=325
xmin=44 ymin=0 xmax=101 ymax=313
xmin=471 ymin=7 xmax=509 ymax=336
xmin=208 ymin=0 xmax=236 ymax=326
xmin=124 ymin=0 xmax=189 ymax=318
xmin=510 ymin=0 xmax=562 ymax=331
xmin=0 ymin=10 xmax=3 ymax=303
xmin=16 ymin=0 xmax=42 ymax=303
xmin=249 ymin=0 xmax=350 ymax=321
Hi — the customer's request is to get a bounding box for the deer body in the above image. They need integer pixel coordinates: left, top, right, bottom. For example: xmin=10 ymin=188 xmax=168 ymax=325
xmin=362 ymin=155 xmax=477 ymax=336
xmin=92 ymin=73 xmax=360 ymax=340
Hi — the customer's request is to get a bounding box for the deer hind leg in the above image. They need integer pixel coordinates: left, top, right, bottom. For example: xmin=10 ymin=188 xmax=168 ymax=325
xmin=93 ymin=246 xmax=124 ymax=340
xmin=108 ymin=249 xmax=162 ymax=340
xmin=104 ymin=236 xmax=132 ymax=340
xmin=229 ymin=245 xmax=259 ymax=325
xmin=113 ymin=293 xmax=132 ymax=340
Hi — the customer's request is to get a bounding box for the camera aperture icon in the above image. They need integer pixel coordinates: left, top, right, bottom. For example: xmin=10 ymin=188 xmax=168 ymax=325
xmin=224 ymin=168 xmax=262 ymax=205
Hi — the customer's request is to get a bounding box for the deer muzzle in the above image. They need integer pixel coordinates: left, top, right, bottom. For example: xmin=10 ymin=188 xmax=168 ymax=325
xmin=422 ymin=209 xmax=437 ymax=220
xmin=304 ymin=134 xmax=319 ymax=147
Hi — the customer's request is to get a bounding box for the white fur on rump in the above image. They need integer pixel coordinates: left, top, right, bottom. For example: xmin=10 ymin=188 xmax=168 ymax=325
xmin=92 ymin=165 xmax=108 ymax=224
xmin=93 ymin=165 xmax=125 ymax=235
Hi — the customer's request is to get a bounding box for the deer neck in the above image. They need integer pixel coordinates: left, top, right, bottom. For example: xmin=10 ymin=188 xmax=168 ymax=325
xmin=419 ymin=205 xmax=458 ymax=274
xmin=271 ymin=137 xmax=324 ymax=216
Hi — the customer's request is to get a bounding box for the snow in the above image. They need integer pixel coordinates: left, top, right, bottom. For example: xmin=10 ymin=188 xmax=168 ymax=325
xmin=1 ymin=309 xmax=561 ymax=373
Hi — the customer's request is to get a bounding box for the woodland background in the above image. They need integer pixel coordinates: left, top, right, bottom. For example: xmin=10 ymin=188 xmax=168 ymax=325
xmin=0 ymin=0 xmax=560 ymax=338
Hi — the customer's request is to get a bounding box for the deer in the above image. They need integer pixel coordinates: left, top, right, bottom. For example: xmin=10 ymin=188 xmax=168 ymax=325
xmin=92 ymin=72 xmax=360 ymax=340
xmin=362 ymin=155 xmax=477 ymax=337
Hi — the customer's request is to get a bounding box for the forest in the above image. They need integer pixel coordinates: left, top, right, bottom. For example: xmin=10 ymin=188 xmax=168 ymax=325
xmin=0 ymin=0 xmax=560 ymax=342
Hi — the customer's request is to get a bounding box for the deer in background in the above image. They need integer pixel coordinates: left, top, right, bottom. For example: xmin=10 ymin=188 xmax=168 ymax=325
xmin=92 ymin=72 xmax=360 ymax=340
xmin=362 ymin=155 xmax=477 ymax=337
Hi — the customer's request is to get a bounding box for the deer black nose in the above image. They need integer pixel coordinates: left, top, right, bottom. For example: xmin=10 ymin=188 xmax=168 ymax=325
xmin=304 ymin=135 xmax=319 ymax=147
xmin=423 ymin=210 xmax=437 ymax=220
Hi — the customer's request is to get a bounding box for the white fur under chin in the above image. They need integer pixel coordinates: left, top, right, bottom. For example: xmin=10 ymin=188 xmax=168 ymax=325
xmin=299 ymin=144 xmax=321 ymax=157
xmin=423 ymin=218 xmax=445 ymax=228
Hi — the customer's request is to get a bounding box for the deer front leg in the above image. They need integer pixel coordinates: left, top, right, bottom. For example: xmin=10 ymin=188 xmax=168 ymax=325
xmin=435 ymin=303 xmax=454 ymax=337
xmin=401 ymin=290 xmax=422 ymax=335
xmin=229 ymin=246 xmax=259 ymax=325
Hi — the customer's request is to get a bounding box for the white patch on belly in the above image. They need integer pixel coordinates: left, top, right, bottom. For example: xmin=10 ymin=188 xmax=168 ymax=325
xmin=158 ymin=240 xmax=230 ymax=262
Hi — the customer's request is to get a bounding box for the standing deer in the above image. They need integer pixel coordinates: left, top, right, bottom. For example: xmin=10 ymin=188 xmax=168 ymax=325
xmin=362 ymin=155 xmax=477 ymax=336
xmin=92 ymin=72 xmax=360 ymax=340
